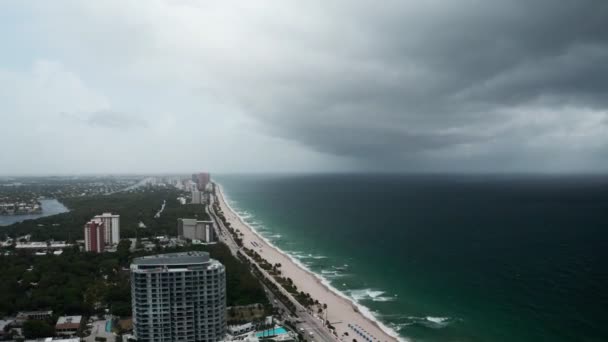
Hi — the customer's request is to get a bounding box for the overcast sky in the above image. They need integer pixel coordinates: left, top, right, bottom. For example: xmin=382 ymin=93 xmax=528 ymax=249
xmin=1 ymin=1 xmax=607 ymax=175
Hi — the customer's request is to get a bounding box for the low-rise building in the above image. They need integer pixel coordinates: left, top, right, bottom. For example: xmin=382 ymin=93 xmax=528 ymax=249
xmin=0 ymin=319 xmax=15 ymax=338
xmin=15 ymin=310 xmax=53 ymax=325
xmin=228 ymin=323 xmax=255 ymax=336
xmin=191 ymin=190 xmax=204 ymax=204
xmin=177 ymin=218 xmax=216 ymax=243
xmin=25 ymin=338 xmax=80 ymax=342
xmin=15 ymin=241 xmax=73 ymax=251
xmin=55 ymin=315 xmax=82 ymax=335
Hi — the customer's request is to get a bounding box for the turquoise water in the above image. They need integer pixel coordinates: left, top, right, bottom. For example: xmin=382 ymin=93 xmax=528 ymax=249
xmin=0 ymin=199 xmax=69 ymax=226
xmin=256 ymin=327 xmax=288 ymax=337
xmin=105 ymin=320 xmax=112 ymax=332
xmin=216 ymin=174 xmax=608 ymax=342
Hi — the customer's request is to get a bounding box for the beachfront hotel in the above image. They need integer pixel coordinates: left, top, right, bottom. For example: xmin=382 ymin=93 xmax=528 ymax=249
xmin=130 ymin=252 xmax=226 ymax=342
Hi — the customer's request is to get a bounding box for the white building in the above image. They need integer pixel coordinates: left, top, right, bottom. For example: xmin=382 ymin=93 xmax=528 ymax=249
xmin=131 ymin=252 xmax=226 ymax=342
xmin=25 ymin=338 xmax=80 ymax=342
xmin=177 ymin=219 xmax=215 ymax=243
xmin=228 ymin=323 xmax=254 ymax=336
xmin=15 ymin=241 xmax=72 ymax=250
xmin=55 ymin=315 xmax=82 ymax=335
xmin=191 ymin=190 xmax=203 ymax=204
xmin=94 ymin=212 xmax=120 ymax=245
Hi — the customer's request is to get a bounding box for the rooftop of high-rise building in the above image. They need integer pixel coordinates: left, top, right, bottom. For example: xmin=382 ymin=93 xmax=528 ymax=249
xmin=86 ymin=218 xmax=103 ymax=226
xmin=95 ymin=212 xmax=119 ymax=217
xmin=132 ymin=251 xmax=212 ymax=266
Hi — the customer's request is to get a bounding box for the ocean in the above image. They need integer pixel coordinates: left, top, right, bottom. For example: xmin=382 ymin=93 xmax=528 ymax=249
xmin=215 ymin=174 xmax=608 ymax=342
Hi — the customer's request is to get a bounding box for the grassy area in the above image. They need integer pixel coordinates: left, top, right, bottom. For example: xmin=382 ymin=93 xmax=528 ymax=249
xmin=227 ymin=304 xmax=267 ymax=324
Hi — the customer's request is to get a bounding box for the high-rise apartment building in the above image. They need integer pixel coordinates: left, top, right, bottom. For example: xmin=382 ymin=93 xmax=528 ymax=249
xmin=84 ymin=219 xmax=105 ymax=253
xmin=94 ymin=213 xmax=120 ymax=245
xmin=130 ymin=252 xmax=226 ymax=342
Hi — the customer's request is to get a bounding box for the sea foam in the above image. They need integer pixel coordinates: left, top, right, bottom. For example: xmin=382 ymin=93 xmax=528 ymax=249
xmin=349 ymin=289 xmax=397 ymax=302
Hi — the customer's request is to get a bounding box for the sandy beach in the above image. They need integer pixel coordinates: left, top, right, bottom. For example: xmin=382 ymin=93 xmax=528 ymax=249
xmin=216 ymin=185 xmax=400 ymax=342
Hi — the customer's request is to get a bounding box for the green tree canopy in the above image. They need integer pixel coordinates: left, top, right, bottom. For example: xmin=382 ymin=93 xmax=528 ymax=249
xmin=23 ymin=320 xmax=55 ymax=339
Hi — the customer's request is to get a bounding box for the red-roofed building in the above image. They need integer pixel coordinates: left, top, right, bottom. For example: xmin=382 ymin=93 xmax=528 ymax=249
xmin=55 ymin=315 xmax=82 ymax=335
xmin=84 ymin=219 xmax=105 ymax=253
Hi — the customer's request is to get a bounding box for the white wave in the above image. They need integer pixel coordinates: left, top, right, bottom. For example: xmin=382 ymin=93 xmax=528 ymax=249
xmin=310 ymin=254 xmax=328 ymax=259
xmin=239 ymin=212 xmax=254 ymax=220
xmin=302 ymin=253 xmax=328 ymax=259
xmin=403 ymin=316 xmax=455 ymax=329
xmin=320 ymin=269 xmax=348 ymax=279
xmin=288 ymin=251 xmax=327 ymax=260
xmin=216 ymin=183 xmax=407 ymax=342
xmin=388 ymin=322 xmax=415 ymax=332
xmin=288 ymin=251 xmax=306 ymax=258
xmin=321 ymin=269 xmax=338 ymax=274
xmin=349 ymin=289 xmax=397 ymax=302
xmin=426 ymin=316 xmax=450 ymax=324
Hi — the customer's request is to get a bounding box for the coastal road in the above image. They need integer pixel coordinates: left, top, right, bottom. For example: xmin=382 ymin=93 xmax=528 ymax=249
xmin=206 ymin=196 xmax=241 ymax=256
xmin=207 ymin=189 xmax=337 ymax=341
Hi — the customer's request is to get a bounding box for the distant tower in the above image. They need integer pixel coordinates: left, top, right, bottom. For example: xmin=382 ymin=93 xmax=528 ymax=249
xmin=192 ymin=172 xmax=211 ymax=191
xmin=84 ymin=219 xmax=105 ymax=253
xmin=131 ymin=252 xmax=226 ymax=342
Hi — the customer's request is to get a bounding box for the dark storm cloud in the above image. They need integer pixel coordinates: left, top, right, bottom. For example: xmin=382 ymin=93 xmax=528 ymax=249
xmin=228 ymin=0 xmax=608 ymax=169
xmin=3 ymin=1 xmax=608 ymax=174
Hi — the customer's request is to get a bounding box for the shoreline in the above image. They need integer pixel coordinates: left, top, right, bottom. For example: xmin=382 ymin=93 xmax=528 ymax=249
xmin=216 ymin=184 xmax=403 ymax=342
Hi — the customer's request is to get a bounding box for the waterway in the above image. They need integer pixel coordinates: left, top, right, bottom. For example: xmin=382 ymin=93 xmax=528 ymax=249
xmin=0 ymin=199 xmax=69 ymax=226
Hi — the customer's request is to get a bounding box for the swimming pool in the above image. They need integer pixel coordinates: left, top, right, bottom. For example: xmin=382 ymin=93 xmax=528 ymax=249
xmin=105 ymin=320 xmax=112 ymax=332
xmin=255 ymin=327 xmax=288 ymax=337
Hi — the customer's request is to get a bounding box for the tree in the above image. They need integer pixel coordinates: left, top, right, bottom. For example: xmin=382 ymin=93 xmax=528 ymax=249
xmin=117 ymin=239 xmax=131 ymax=265
xmin=111 ymin=302 xmax=132 ymax=317
xmin=100 ymin=259 xmax=119 ymax=275
xmin=23 ymin=320 xmax=55 ymax=339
